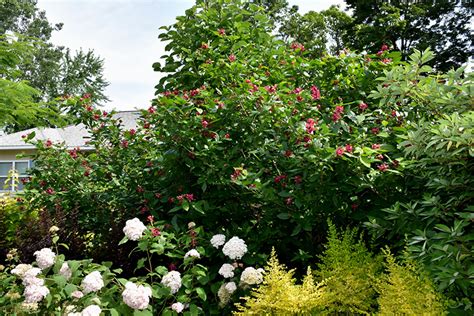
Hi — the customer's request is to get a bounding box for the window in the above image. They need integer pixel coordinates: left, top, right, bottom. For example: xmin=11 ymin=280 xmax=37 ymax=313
xmin=0 ymin=160 xmax=31 ymax=192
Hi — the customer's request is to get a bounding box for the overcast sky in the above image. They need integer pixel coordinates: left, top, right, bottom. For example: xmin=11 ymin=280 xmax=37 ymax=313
xmin=37 ymin=0 xmax=345 ymax=111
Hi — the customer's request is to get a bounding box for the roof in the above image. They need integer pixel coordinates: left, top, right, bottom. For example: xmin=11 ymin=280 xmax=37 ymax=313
xmin=0 ymin=111 xmax=140 ymax=150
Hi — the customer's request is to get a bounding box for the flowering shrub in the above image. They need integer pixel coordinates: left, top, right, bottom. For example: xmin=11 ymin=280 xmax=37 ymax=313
xmin=12 ymin=0 xmax=472 ymax=311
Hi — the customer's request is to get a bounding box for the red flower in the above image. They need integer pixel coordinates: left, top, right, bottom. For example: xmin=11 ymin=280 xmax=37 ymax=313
xmin=69 ymin=149 xmax=78 ymax=159
xmin=274 ymin=174 xmax=287 ymax=184
xmin=371 ymin=127 xmax=380 ymax=135
xmin=21 ymin=134 xmax=26 ymax=139
xmin=284 ymin=150 xmax=293 ymax=157
xmin=147 ymin=215 xmax=154 ymax=223
xmin=84 ymin=169 xmax=90 ymax=177
xmin=121 ymin=140 xmax=129 ymax=148
xmin=335 ymin=105 xmax=344 ymax=113
xmin=381 ymin=44 xmax=389 ymax=51
xmin=306 ymin=118 xmax=317 ymax=134
xmin=290 ymin=42 xmax=305 ymax=51
xmin=201 ymin=120 xmax=209 ymax=128
xmin=294 ymin=175 xmax=302 ymax=184
xmin=264 ymin=85 xmax=277 ymax=93
xmin=228 ymin=54 xmax=236 ymax=62
xmin=377 ymin=163 xmax=389 ymax=172
xmin=45 ymin=188 xmax=55 ymax=195
xmin=359 ymin=102 xmax=368 ymax=111
xmin=376 ymin=154 xmax=384 ymax=160
xmin=224 ymin=133 xmax=230 ymax=139
xmin=382 ymin=58 xmax=392 ymax=64
xmin=218 ymin=28 xmax=225 ymax=35
xmin=310 ymin=85 xmax=321 ymax=100
xmin=136 ymin=185 xmax=144 ymax=193
xmin=151 ymin=228 xmax=161 ymax=237
xmin=293 ymin=87 xmax=303 ymax=94
xmin=201 ymin=43 xmax=209 ymax=49
xmin=285 ymin=197 xmax=293 ymax=205
xmin=155 ymin=193 xmax=162 ymax=199
xmin=231 ymin=169 xmax=242 ymax=181
xmin=392 ymin=160 xmax=400 ymax=168
xmin=371 ymin=143 xmax=381 ymax=150
xmin=45 ymin=139 xmax=53 ymax=147
xmin=376 ymin=50 xmax=383 ymax=56
xmin=129 ymin=129 xmax=136 ymax=136
xmin=345 ymin=144 xmax=353 ymax=153
xmin=335 ymin=147 xmax=345 ymax=157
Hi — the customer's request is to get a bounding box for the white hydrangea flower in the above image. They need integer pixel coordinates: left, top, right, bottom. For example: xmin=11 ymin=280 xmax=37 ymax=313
xmin=210 ymin=234 xmax=226 ymax=248
xmin=34 ymin=248 xmax=56 ymax=270
xmin=218 ymin=263 xmax=235 ymax=278
xmin=161 ymin=270 xmax=182 ymax=294
xmin=11 ymin=264 xmax=33 ymax=278
xmin=63 ymin=305 xmax=77 ymax=314
xmin=123 ymin=218 xmax=147 ymax=241
xmin=240 ymin=267 xmax=264 ymax=286
xmin=23 ymin=284 xmax=50 ymax=303
xmin=21 ymin=267 xmax=43 ymax=286
xmin=122 ymin=282 xmax=152 ymax=310
xmin=171 ymin=302 xmax=185 ymax=313
xmin=80 ymin=304 xmax=102 ymax=316
xmin=225 ymin=281 xmax=237 ymax=294
xmin=71 ymin=290 xmax=84 ymax=299
xmin=218 ymin=282 xmax=235 ymax=305
xmin=222 ymin=236 xmax=247 ymax=260
xmin=184 ymin=249 xmax=200 ymax=259
xmin=81 ymin=271 xmax=104 ymax=294
xmin=59 ymin=262 xmax=72 ymax=280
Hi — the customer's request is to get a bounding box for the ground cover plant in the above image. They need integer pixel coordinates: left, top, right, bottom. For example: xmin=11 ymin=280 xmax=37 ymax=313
xmin=0 ymin=0 xmax=472 ymax=314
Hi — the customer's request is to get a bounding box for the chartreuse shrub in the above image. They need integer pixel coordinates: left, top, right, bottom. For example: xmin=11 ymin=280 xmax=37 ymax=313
xmin=234 ymin=249 xmax=325 ymax=315
xmin=313 ymin=222 xmax=382 ymax=314
xmin=376 ymin=248 xmax=445 ymax=315
xmin=0 ymin=193 xmax=37 ymax=259
xmin=236 ymin=224 xmax=446 ymax=315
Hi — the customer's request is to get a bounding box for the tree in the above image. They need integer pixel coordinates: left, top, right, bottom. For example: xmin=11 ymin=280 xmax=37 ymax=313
xmin=344 ymin=0 xmax=473 ymax=71
xmin=0 ymin=35 xmax=66 ymax=132
xmin=0 ymin=0 xmax=109 ymax=105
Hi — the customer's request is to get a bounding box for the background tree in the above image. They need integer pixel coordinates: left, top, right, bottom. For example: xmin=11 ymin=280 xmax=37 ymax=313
xmin=344 ymin=0 xmax=473 ymax=71
xmin=0 ymin=35 xmax=66 ymax=132
xmin=0 ymin=0 xmax=109 ymax=107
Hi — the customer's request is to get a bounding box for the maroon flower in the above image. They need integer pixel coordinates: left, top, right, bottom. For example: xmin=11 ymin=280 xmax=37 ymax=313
xmin=371 ymin=143 xmax=381 ymax=150
xmin=294 ymin=175 xmax=302 ymax=184
xmin=129 ymin=129 xmax=136 ymax=136
xmin=201 ymin=120 xmax=209 ymax=128
xmin=310 ymin=85 xmax=321 ymax=100
xmin=121 ymin=140 xmax=129 ymax=148
xmin=228 ymin=54 xmax=236 ymax=62
xmin=151 ymin=227 xmax=161 ymax=237
xmin=201 ymin=43 xmax=209 ymax=49
xmin=218 ymin=28 xmax=225 ymax=35
xmin=285 ymin=197 xmax=293 ymax=205
xmin=345 ymin=144 xmax=353 ymax=153
xmin=359 ymin=102 xmax=368 ymax=111
xmin=45 ymin=188 xmax=55 ymax=195
xmin=306 ymin=118 xmax=317 ymax=134
xmin=264 ymin=85 xmax=277 ymax=93
xmin=335 ymin=147 xmax=345 ymax=157
xmin=377 ymin=163 xmax=389 ymax=172
xmin=371 ymin=127 xmax=380 ymax=135
xmin=45 ymin=139 xmax=53 ymax=147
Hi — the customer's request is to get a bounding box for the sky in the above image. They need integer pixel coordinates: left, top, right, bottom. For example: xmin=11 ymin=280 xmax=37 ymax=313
xmin=37 ymin=0 xmax=345 ymax=111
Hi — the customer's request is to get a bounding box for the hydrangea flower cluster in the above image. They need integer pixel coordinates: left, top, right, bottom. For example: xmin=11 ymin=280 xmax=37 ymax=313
xmin=122 ymin=282 xmax=152 ymax=310
xmin=217 ymin=282 xmax=237 ymax=305
xmin=161 ymin=270 xmax=182 ymax=294
xmin=222 ymin=236 xmax=247 ymax=260
xmin=184 ymin=249 xmax=200 ymax=259
xmin=33 ymin=248 xmax=56 ymax=270
xmin=12 ymin=264 xmax=49 ymax=303
xmin=218 ymin=263 xmax=235 ymax=278
xmin=81 ymin=271 xmax=104 ymax=294
xmin=59 ymin=262 xmax=72 ymax=280
xmin=210 ymin=234 xmax=226 ymax=248
xmin=67 ymin=304 xmax=102 ymax=316
xmin=171 ymin=302 xmax=185 ymax=313
xmin=240 ymin=267 xmax=264 ymax=286
xmin=123 ymin=218 xmax=147 ymax=241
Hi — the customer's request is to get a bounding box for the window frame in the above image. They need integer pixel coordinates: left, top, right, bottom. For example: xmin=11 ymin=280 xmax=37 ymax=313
xmin=0 ymin=160 xmax=32 ymax=192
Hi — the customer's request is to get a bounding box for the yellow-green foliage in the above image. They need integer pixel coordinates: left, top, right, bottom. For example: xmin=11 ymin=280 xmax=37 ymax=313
xmin=0 ymin=194 xmax=36 ymax=251
xmin=376 ymin=249 xmax=446 ymax=315
xmin=234 ymin=248 xmax=326 ymax=315
xmin=314 ymin=222 xmax=382 ymax=314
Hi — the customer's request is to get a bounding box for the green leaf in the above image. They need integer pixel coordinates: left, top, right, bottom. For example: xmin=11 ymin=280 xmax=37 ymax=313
xmin=196 ymin=287 xmax=207 ymax=301
xmin=277 ymin=213 xmax=289 ymax=220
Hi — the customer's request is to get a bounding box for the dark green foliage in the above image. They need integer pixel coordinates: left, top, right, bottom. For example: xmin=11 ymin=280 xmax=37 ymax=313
xmin=344 ymin=0 xmax=473 ymax=71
